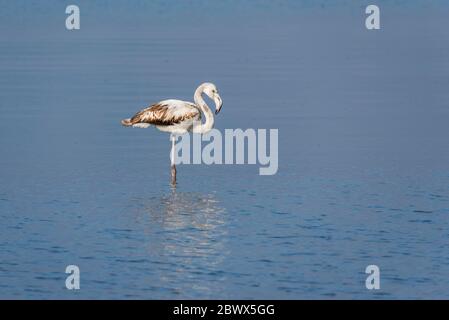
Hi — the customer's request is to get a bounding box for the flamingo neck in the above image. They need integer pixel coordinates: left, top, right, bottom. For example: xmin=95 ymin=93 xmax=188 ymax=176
xmin=193 ymin=86 xmax=214 ymax=134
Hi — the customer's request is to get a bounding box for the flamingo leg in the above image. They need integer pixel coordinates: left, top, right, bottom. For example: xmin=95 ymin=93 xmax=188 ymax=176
xmin=170 ymin=135 xmax=177 ymax=186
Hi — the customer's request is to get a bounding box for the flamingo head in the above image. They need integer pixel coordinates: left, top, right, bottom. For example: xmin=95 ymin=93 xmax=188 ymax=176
xmin=202 ymin=83 xmax=223 ymax=115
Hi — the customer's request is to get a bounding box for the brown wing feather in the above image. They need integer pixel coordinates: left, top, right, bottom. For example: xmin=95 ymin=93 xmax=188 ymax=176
xmin=128 ymin=102 xmax=199 ymax=126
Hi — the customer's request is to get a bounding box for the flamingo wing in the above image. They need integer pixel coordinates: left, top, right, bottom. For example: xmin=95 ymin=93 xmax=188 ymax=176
xmin=122 ymin=100 xmax=200 ymax=127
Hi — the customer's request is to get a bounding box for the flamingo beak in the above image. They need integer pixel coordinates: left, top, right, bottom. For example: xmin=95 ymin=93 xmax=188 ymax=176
xmin=214 ymin=94 xmax=223 ymax=115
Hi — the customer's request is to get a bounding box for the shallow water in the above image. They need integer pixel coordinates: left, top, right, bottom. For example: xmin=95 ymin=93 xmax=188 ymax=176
xmin=1 ymin=1 xmax=449 ymax=299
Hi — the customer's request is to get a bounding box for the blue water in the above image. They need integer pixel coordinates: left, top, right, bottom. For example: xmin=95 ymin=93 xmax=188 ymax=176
xmin=1 ymin=1 xmax=449 ymax=299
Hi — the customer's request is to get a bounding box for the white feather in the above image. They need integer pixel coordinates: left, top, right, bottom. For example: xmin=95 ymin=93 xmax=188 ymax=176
xmin=132 ymin=123 xmax=151 ymax=128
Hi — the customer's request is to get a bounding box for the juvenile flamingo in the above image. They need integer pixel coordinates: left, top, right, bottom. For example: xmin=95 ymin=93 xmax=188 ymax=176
xmin=121 ymin=83 xmax=223 ymax=185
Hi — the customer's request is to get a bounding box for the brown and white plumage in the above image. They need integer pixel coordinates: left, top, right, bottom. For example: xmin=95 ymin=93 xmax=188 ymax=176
xmin=121 ymin=100 xmax=201 ymax=134
xmin=121 ymin=82 xmax=223 ymax=185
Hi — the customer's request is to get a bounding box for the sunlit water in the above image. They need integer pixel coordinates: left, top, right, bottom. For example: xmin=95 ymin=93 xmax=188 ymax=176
xmin=1 ymin=1 xmax=449 ymax=299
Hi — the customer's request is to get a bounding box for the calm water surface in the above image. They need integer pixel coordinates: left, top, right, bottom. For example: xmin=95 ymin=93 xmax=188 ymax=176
xmin=1 ymin=1 xmax=449 ymax=299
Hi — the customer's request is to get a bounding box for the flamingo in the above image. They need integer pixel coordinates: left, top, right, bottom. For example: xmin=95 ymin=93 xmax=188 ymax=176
xmin=121 ymin=82 xmax=223 ymax=185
